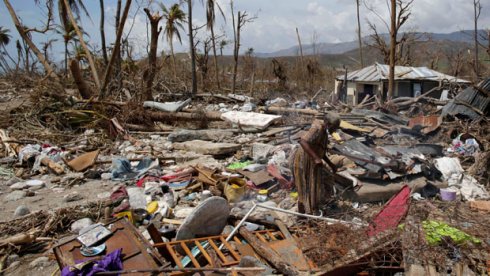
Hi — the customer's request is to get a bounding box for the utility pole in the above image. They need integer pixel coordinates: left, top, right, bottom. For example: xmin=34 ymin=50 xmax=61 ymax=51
xmin=356 ymin=0 xmax=364 ymax=68
xmin=388 ymin=0 xmax=396 ymax=100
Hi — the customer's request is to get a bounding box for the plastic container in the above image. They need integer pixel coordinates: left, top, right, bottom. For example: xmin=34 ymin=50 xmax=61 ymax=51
xmin=256 ymin=189 xmax=268 ymax=202
xmin=146 ymin=201 xmax=159 ymax=214
xmin=440 ymin=188 xmax=457 ymax=201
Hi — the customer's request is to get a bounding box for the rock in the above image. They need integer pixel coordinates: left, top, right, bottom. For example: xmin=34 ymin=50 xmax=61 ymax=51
xmin=71 ymin=218 xmax=94 ymax=233
xmin=231 ymin=200 xmax=277 ymax=221
xmin=238 ymin=256 xmax=274 ymax=275
xmin=241 ymin=102 xmax=256 ymax=112
xmin=29 ymin=256 xmax=51 ymax=268
xmin=61 ymin=173 xmax=84 ymax=184
xmin=127 ymin=187 xmax=147 ymax=209
xmin=177 ymin=155 xmax=223 ymax=170
xmin=123 ymin=145 xmax=137 ymax=153
xmin=25 ymin=179 xmax=45 ymax=188
xmin=173 ymin=140 xmax=241 ymax=155
xmin=176 ymin=196 xmax=230 ymax=240
xmin=52 ymin=187 xmax=65 ymax=193
xmin=4 ymin=190 xmax=27 ymax=202
xmin=101 ymin=173 xmax=112 ymax=180
xmin=6 ymin=177 xmax=22 ymax=186
xmin=9 ymin=182 xmax=28 ymax=191
xmin=8 ymin=261 xmax=20 ymax=269
xmin=252 ymin=143 xmax=275 ymax=160
xmin=168 ymin=129 xmax=234 ymax=143
xmin=266 ymin=97 xmax=288 ymax=107
xmin=14 ymin=205 xmax=30 ymax=217
xmin=29 ymin=184 xmax=45 ymax=191
xmin=237 ymin=137 xmax=251 ymax=144
xmin=63 ymin=192 xmax=83 ymax=202
xmin=7 ymin=254 xmax=19 ymax=265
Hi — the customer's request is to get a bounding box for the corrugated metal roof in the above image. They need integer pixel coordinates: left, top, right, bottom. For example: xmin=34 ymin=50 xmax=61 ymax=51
xmin=442 ymin=78 xmax=490 ymax=119
xmin=336 ymin=63 xmax=470 ymax=83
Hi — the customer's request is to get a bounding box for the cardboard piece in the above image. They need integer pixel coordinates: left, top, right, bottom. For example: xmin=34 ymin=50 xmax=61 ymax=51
xmin=67 ymin=150 xmax=100 ymax=172
xmin=237 ymin=169 xmax=274 ymax=186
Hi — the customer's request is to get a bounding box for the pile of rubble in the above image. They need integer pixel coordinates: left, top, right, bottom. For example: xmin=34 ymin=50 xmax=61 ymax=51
xmin=0 ymin=78 xmax=489 ymax=275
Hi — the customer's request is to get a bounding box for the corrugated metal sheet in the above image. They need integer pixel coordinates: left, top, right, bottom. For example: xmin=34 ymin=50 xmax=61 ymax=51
xmin=336 ymin=63 xmax=469 ymax=83
xmin=442 ymin=78 xmax=490 ymax=119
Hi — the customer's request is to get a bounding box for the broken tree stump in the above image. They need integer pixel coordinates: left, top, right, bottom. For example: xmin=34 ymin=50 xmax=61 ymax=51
xmin=69 ymin=59 xmax=93 ymax=100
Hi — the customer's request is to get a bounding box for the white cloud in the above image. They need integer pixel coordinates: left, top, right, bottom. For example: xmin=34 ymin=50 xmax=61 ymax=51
xmin=0 ymin=0 xmax=489 ymax=61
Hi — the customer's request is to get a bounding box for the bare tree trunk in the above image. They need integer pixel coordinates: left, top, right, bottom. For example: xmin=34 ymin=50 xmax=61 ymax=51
xmin=143 ymin=8 xmax=162 ymax=101
xmin=231 ymin=2 xmax=237 ymax=94
xmin=210 ymin=25 xmax=220 ymax=90
xmin=295 ymin=27 xmax=304 ymax=88
xmin=24 ymin=43 xmax=29 ymax=73
xmin=3 ymin=0 xmax=59 ymax=80
xmin=114 ymin=0 xmax=122 ymax=90
xmin=100 ymin=0 xmax=132 ymax=98
xmin=356 ymin=0 xmax=364 ymax=68
xmin=64 ymin=40 xmax=68 ymax=76
xmin=388 ymin=0 xmax=396 ymax=101
xmin=170 ymin=42 xmax=177 ymax=78
xmin=188 ymin=0 xmax=198 ymax=95
xmin=63 ymin=0 xmax=101 ymax=90
xmin=100 ymin=0 xmax=108 ymax=65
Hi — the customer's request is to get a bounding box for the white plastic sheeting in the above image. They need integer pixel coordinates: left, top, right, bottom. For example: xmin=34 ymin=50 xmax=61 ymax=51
xmin=221 ymin=111 xmax=282 ymax=129
xmin=435 ymin=157 xmax=489 ymax=201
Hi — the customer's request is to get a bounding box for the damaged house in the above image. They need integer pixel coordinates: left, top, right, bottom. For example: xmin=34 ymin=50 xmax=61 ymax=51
xmin=334 ymin=63 xmax=470 ymax=105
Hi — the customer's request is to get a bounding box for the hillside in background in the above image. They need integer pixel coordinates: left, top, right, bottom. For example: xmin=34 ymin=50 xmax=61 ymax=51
xmin=255 ymin=30 xmax=487 ymax=58
xmin=215 ymin=39 xmax=478 ymax=73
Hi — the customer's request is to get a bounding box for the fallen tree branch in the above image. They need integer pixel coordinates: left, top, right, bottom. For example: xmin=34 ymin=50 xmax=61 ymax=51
xmin=146 ymin=110 xmax=222 ymax=122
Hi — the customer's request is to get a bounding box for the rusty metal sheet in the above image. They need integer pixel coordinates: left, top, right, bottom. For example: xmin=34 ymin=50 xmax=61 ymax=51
xmin=408 ymin=115 xmax=442 ymax=134
xmin=53 ymin=218 xmax=164 ymax=274
xmin=269 ymin=239 xmax=314 ymax=271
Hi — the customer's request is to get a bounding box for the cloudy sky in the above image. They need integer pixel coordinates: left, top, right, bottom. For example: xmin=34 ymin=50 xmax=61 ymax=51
xmin=1 ymin=0 xmax=489 ymax=63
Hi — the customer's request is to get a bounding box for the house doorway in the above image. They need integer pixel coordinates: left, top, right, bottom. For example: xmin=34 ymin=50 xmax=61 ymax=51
xmin=358 ymin=84 xmax=374 ymax=104
xmin=413 ymin=82 xmax=422 ymax=97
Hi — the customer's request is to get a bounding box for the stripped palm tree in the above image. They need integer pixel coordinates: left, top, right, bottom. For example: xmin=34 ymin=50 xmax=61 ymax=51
xmin=33 ymin=0 xmax=90 ymax=75
xmin=55 ymin=22 xmax=76 ymax=75
xmin=0 ymin=26 xmax=13 ymax=73
xmin=160 ymin=3 xmax=186 ymax=76
xmin=205 ymin=0 xmax=225 ymax=88
xmin=0 ymin=26 xmax=11 ymax=47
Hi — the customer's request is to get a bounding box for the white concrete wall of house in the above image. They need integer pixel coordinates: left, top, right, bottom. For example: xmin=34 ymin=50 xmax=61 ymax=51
xmin=334 ymin=80 xmax=340 ymax=97
xmin=347 ymin=82 xmax=357 ymax=105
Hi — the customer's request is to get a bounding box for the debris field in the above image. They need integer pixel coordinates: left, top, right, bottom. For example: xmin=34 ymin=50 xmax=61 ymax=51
xmin=0 ymin=77 xmax=489 ymax=275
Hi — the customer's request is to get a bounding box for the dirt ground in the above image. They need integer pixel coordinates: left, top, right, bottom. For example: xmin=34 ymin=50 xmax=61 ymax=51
xmin=0 ymin=179 xmax=115 ymax=222
xmin=4 ymin=254 xmax=59 ymax=276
